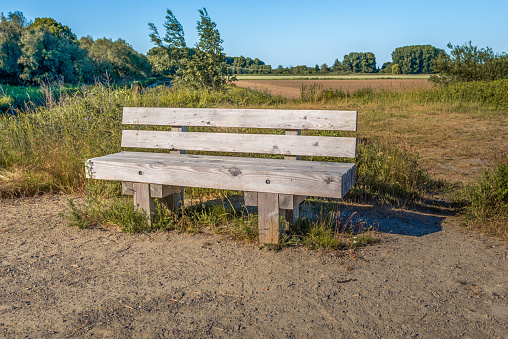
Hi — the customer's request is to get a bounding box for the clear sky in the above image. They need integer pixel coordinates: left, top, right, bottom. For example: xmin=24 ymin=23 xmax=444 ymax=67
xmin=3 ymin=0 xmax=508 ymax=68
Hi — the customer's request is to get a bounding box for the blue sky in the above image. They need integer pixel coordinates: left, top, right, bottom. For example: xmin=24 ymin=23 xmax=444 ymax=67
xmin=3 ymin=0 xmax=508 ymax=67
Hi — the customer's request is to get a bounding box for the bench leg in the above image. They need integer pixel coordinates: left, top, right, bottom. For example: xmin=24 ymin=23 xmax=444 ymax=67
xmin=258 ymin=192 xmax=282 ymax=245
xmin=161 ymin=187 xmax=185 ymax=213
xmin=132 ymin=183 xmax=155 ymax=224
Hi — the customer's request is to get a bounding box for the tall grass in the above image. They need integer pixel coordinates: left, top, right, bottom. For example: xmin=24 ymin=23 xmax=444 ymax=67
xmin=0 ymin=84 xmax=281 ymax=196
xmin=455 ymin=161 xmax=508 ymax=238
xmin=299 ymin=79 xmax=508 ymax=109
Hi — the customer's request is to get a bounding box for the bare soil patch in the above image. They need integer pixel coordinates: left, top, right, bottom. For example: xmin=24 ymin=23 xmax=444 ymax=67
xmin=235 ymin=79 xmax=432 ymax=99
xmin=1 ymin=194 xmax=507 ymax=338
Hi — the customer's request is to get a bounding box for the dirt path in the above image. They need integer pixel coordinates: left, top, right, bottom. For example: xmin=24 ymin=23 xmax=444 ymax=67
xmin=1 ymin=195 xmax=507 ymax=338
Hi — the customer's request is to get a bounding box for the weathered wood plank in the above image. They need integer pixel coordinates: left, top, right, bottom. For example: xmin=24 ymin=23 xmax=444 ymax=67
xmin=244 ymin=191 xmax=258 ymax=206
xmin=123 ymin=108 xmax=358 ymax=131
xmin=278 ymin=194 xmax=307 ymax=209
xmin=278 ymin=194 xmax=293 ymax=209
xmin=86 ymin=153 xmax=353 ymax=198
xmin=122 ymin=181 xmax=179 ymax=198
xmin=132 ymin=183 xmax=154 ymax=223
xmin=167 ymin=126 xmax=186 ymax=210
xmin=169 ymin=126 xmax=187 ymax=155
xmin=93 ymin=152 xmax=355 ymax=172
xmin=284 ymin=129 xmax=301 ymax=160
xmin=258 ymin=192 xmax=280 ymax=245
xmin=121 ymin=130 xmax=356 ymax=158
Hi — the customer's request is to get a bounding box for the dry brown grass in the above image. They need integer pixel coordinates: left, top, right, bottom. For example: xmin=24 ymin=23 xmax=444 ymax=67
xmin=235 ymin=79 xmax=432 ymax=99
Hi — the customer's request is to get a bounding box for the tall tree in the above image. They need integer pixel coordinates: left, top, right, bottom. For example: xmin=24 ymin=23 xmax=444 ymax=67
xmin=0 ymin=12 xmax=28 ymax=84
xmin=391 ymin=45 xmax=445 ymax=74
xmin=79 ymin=36 xmax=151 ymax=81
xmin=148 ymin=9 xmax=187 ymax=79
xmin=18 ymin=18 xmax=93 ymax=84
xmin=186 ymin=8 xmax=232 ymax=90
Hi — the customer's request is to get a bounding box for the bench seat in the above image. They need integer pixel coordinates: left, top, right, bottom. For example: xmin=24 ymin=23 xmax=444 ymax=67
xmin=87 ymin=151 xmax=356 ymax=199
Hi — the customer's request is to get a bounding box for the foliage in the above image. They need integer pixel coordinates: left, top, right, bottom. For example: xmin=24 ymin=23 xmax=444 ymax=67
xmin=0 ymin=12 xmax=28 ymax=84
xmin=185 ymin=8 xmax=233 ymax=90
xmin=340 ymin=52 xmax=377 ymax=73
xmin=19 ymin=23 xmax=94 ymax=84
xmin=31 ymin=17 xmax=77 ymax=41
xmin=148 ymin=9 xmax=187 ymax=79
xmin=148 ymin=8 xmax=233 ymax=90
xmin=455 ymin=162 xmax=508 ymax=237
xmin=79 ymin=36 xmax=151 ymax=81
xmin=430 ymin=42 xmax=508 ymax=83
xmin=348 ymin=138 xmax=435 ymax=206
xmin=421 ymin=79 xmax=508 ymax=108
xmin=391 ymin=45 xmax=445 ymax=74
xmin=0 ymin=11 xmax=150 ymax=85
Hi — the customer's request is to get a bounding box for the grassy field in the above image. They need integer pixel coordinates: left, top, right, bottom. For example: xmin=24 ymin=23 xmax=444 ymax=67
xmin=1 ymin=81 xmax=506 ymax=242
xmin=234 ymin=74 xmax=431 ymax=80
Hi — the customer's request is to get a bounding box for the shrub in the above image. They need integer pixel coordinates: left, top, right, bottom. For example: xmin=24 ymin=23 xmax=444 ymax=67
xmin=457 ymin=162 xmax=508 ymax=237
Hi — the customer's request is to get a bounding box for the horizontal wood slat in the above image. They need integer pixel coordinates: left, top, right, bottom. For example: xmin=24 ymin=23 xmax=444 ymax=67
xmin=123 ymin=107 xmax=357 ymax=131
xmin=96 ymin=152 xmax=355 ymax=172
xmin=121 ymin=130 xmax=356 ymax=158
xmin=86 ymin=152 xmax=355 ymax=199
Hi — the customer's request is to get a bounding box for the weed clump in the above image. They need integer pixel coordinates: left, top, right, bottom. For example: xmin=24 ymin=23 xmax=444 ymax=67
xmin=456 ymin=162 xmax=508 ymax=237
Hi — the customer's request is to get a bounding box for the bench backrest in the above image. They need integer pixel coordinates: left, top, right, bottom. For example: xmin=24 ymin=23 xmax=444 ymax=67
xmin=121 ymin=107 xmax=357 ymax=158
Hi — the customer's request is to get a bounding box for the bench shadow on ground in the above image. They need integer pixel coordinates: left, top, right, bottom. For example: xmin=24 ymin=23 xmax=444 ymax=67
xmin=191 ymin=195 xmax=453 ymax=238
xmin=299 ymin=200 xmax=453 ymax=237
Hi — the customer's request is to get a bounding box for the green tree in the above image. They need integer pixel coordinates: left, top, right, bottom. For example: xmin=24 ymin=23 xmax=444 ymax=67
xmin=380 ymin=62 xmax=393 ymax=74
xmin=431 ymin=42 xmax=508 ymax=83
xmin=331 ymin=58 xmax=341 ymax=73
xmin=391 ymin=45 xmax=445 ymax=74
xmin=31 ymin=17 xmax=76 ymax=41
xmin=342 ymin=55 xmax=352 ymax=72
xmin=361 ymin=52 xmax=376 ymax=73
xmin=79 ymin=36 xmax=151 ymax=81
xmin=391 ymin=63 xmax=400 ymax=74
xmin=0 ymin=11 xmax=28 ymax=84
xmin=148 ymin=9 xmax=187 ymax=79
xmin=18 ymin=19 xmax=93 ymax=84
xmin=320 ymin=63 xmax=328 ymax=73
xmin=185 ymin=8 xmax=233 ymax=90
xmin=341 ymin=52 xmax=376 ymax=73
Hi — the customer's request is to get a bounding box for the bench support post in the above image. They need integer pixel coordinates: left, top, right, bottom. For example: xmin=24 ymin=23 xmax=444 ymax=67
xmin=257 ymin=192 xmax=283 ymax=245
xmin=132 ymin=182 xmax=155 ymax=224
xmin=162 ymin=187 xmax=184 ymax=213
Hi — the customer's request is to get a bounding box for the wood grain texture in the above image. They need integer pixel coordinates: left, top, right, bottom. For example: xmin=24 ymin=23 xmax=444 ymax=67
xmin=284 ymin=129 xmax=301 ymax=160
xmin=132 ymin=183 xmax=154 ymax=223
xmin=244 ymin=192 xmax=258 ymax=206
xmin=121 ymin=130 xmax=356 ymax=158
xmin=89 ymin=152 xmax=355 ymax=171
xmin=258 ymin=192 xmax=280 ymax=245
xmin=123 ymin=107 xmax=357 ymax=131
xmin=121 ymin=182 xmax=179 ymax=198
xmin=86 ymin=152 xmax=354 ymax=198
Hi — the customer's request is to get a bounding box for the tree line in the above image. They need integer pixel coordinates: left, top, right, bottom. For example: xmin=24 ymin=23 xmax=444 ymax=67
xmin=2 ymin=10 xmax=508 ymax=87
xmin=0 ymin=12 xmax=151 ymax=85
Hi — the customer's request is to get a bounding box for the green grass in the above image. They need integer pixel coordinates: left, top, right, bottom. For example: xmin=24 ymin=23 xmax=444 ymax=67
xmin=455 ymin=161 xmax=508 ymax=238
xmin=3 ymin=80 xmax=506 ymax=244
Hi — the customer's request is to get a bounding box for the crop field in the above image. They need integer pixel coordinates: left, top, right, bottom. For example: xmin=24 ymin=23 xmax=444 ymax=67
xmin=235 ymin=78 xmax=433 ymax=99
xmin=234 ymin=74 xmax=431 ymax=80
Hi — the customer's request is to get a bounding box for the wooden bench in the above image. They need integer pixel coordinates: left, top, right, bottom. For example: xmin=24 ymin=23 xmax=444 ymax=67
xmin=85 ymin=107 xmax=357 ymax=244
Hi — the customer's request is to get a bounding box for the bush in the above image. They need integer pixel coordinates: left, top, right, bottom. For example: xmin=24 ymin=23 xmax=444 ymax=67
xmin=347 ymin=138 xmax=436 ymax=206
xmin=457 ymin=162 xmax=508 ymax=237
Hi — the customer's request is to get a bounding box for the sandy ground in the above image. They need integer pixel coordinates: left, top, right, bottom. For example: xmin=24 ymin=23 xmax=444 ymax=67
xmin=0 ymin=194 xmax=507 ymax=338
xmin=235 ymin=79 xmax=432 ymax=99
